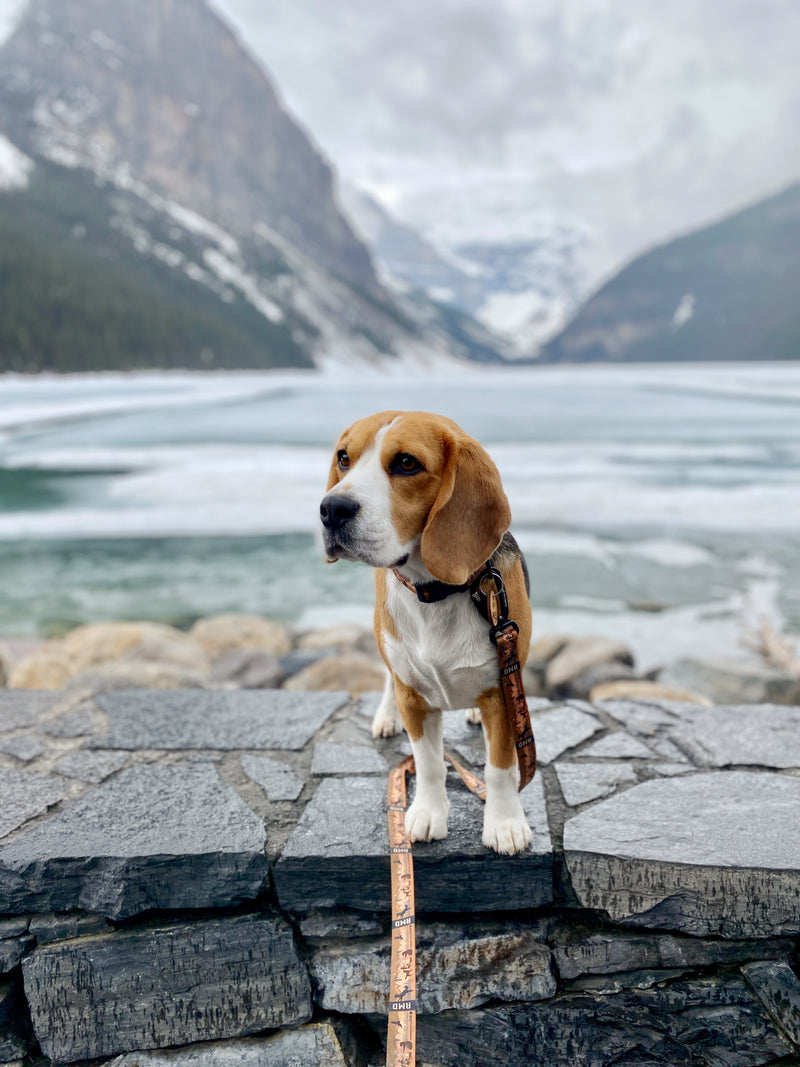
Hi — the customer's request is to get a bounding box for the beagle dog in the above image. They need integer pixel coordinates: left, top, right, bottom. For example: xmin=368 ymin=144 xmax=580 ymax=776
xmin=320 ymin=410 xmax=533 ymax=855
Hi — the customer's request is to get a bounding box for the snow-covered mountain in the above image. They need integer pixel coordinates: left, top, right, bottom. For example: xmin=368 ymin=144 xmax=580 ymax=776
xmin=542 ymin=181 xmax=800 ymax=364
xmin=0 ymin=0 xmax=503 ymax=371
xmin=217 ymin=0 xmax=800 ymax=355
xmin=341 ymin=184 xmax=587 ymax=356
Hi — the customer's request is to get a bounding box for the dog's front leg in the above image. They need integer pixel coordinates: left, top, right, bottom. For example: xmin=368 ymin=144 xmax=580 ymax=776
xmin=394 ymin=677 xmax=449 ymax=842
xmin=371 ymin=670 xmax=404 ymax=738
xmin=478 ymin=687 xmax=532 ymax=855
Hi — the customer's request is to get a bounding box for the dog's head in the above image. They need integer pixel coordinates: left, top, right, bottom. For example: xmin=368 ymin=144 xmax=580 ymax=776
xmin=320 ymin=410 xmax=510 ymax=584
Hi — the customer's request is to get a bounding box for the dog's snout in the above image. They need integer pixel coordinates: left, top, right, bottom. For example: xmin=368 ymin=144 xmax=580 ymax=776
xmin=320 ymin=493 xmax=360 ymax=532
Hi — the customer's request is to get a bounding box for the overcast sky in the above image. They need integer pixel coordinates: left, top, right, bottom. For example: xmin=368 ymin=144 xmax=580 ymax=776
xmin=2 ymin=0 xmax=799 ymax=272
xmin=211 ymin=0 xmax=800 ymax=212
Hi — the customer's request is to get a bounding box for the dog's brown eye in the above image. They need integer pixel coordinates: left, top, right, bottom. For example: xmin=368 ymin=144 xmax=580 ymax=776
xmin=390 ymin=452 xmax=424 ymax=476
xmin=337 ymin=450 xmax=350 ymax=470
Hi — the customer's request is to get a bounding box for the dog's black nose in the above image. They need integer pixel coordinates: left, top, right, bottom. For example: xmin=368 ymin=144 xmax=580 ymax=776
xmin=320 ymin=493 xmax=360 ymax=532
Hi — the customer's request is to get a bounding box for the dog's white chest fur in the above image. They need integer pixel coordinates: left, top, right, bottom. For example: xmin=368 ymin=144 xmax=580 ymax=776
xmin=382 ymin=578 xmax=498 ymax=710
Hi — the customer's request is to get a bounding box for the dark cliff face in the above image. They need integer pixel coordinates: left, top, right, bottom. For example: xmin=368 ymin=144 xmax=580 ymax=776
xmin=0 ymin=0 xmax=380 ymax=296
xmin=541 ymin=182 xmax=800 ymax=364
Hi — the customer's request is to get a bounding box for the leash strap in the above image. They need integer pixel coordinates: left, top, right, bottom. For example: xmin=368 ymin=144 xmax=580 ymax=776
xmin=494 ymin=622 xmax=537 ymax=790
xmin=472 ymin=563 xmax=537 ymax=791
xmin=387 ymin=753 xmax=485 ymax=1067
xmin=386 ymin=756 xmax=417 ymax=1067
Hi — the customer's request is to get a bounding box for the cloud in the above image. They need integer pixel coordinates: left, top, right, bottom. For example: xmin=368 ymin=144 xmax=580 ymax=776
xmin=212 ymin=0 xmax=800 ymax=177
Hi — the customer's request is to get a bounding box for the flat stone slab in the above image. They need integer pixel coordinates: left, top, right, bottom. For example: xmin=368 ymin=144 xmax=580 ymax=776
xmin=551 ymin=925 xmax=795 ymax=980
xmin=0 ymin=734 xmax=46 ymax=761
xmin=415 ymin=975 xmax=795 ymax=1066
xmin=0 ymin=765 xmax=268 ymax=919
xmin=310 ymin=921 xmax=554 ymax=1015
xmin=0 ymin=691 xmax=56 ymax=731
xmin=440 ymin=710 xmax=486 ymax=766
xmin=41 ymin=704 xmax=97 ymax=737
xmin=742 ymin=959 xmax=800 ymax=1050
xmin=105 ymin=1024 xmax=351 ymax=1067
xmin=275 ymin=772 xmax=552 ymax=913
xmin=0 ymin=768 xmax=65 ymax=839
xmin=311 ymin=741 xmax=388 ymax=775
xmin=577 ymin=733 xmax=654 ymax=759
xmin=601 ymin=698 xmax=682 ymax=734
xmin=669 ymin=703 xmax=800 ymax=769
xmin=28 ymin=913 xmax=111 ymax=944
xmin=564 ymin=772 xmax=800 ymax=937
xmin=530 ymin=704 xmax=602 ymax=764
xmin=53 ymin=749 xmax=129 ymax=783
xmin=241 ymin=755 xmax=304 ymax=801
xmin=91 ymin=689 xmax=347 ymax=750
xmin=1 ymin=929 xmax=34 ymax=974
xmin=555 ymin=762 xmax=636 ymax=806
xmin=23 ymin=915 xmax=312 ymax=1062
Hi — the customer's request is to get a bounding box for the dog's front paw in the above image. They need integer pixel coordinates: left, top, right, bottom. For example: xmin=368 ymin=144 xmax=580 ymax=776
xmin=464 ymin=706 xmax=482 ymax=725
xmin=482 ymin=813 xmax=532 ymax=855
xmin=371 ymin=705 xmax=404 ymax=739
xmin=405 ymin=796 xmax=449 ymax=842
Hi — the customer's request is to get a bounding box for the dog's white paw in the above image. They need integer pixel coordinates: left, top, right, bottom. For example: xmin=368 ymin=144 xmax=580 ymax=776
xmin=464 ymin=706 xmax=482 ymax=725
xmin=405 ymin=796 xmax=449 ymax=842
xmin=371 ymin=706 xmax=403 ymax=739
xmin=482 ymin=814 xmax=532 ymax=855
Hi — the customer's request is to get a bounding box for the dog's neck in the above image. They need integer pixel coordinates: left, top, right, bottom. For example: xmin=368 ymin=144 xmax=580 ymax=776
xmin=392 ymin=546 xmax=435 ymax=586
xmin=392 ymin=547 xmax=486 ymax=602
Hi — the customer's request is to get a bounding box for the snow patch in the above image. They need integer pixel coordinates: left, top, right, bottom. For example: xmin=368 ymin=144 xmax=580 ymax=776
xmin=479 ymin=289 xmax=572 ymax=354
xmin=481 ymin=290 xmax=549 ymax=336
xmin=627 ymin=538 xmax=714 ymax=568
xmin=203 ymin=249 xmax=284 ymax=323
xmin=163 ymin=201 xmax=239 ymax=257
xmin=671 ymin=293 xmax=696 ymax=329
xmin=0 ymin=132 xmax=34 ymax=190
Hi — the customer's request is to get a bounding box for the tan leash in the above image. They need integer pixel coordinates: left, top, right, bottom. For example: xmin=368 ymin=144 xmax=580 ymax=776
xmin=386 ymin=568 xmax=536 ymax=1065
xmin=386 ymin=753 xmax=486 ymax=1067
xmin=386 ymin=756 xmax=417 ymax=1067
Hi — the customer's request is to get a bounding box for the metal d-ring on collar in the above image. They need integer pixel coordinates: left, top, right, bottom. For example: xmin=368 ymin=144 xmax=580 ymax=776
xmin=393 ymin=560 xmax=520 ymax=641
xmin=469 ymin=562 xmax=520 ymax=645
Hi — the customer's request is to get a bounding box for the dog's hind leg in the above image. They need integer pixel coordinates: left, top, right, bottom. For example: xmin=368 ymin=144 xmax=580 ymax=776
xmin=464 ymin=707 xmax=482 ymax=725
xmin=371 ymin=671 xmax=404 ymax=738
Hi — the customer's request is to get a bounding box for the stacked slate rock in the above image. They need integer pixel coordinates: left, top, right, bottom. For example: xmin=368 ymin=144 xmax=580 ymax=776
xmin=1 ymin=685 xmax=800 ymax=1065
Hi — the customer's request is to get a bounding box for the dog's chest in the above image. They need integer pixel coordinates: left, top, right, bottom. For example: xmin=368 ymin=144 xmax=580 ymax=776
xmin=381 ymin=583 xmax=498 ymax=710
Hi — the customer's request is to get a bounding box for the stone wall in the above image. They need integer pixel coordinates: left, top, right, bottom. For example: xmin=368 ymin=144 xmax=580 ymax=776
xmin=1 ymin=688 xmax=800 ymax=1066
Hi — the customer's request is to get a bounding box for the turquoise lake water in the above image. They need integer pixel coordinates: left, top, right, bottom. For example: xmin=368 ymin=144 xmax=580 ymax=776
xmin=1 ymin=364 xmax=798 ymax=671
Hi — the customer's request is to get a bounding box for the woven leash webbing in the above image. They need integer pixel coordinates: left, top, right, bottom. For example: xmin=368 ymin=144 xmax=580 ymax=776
xmin=386 ymin=756 xmax=417 ymax=1067
xmin=386 ymin=752 xmax=490 ymax=1066
xmin=494 ymin=624 xmax=537 ymax=790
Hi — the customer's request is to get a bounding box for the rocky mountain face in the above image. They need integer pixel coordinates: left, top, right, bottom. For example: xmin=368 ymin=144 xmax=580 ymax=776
xmin=341 ymin=185 xmax=583 ymax=358
xmin=541 ymin=182 xmax=800 ymax=364
xmin=0 ymin=0 xmax=499 ymax=370
xmin=1 ymin=0 xmax=377 ymax=296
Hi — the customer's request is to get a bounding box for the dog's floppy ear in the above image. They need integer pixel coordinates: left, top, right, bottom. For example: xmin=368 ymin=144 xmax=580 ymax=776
xmin=420 ymin=432 xmax=511 ymax=584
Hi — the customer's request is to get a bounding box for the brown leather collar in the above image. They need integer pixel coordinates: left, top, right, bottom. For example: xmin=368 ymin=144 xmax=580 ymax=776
xmin=392 ymin=564 xmax=487 ymax=604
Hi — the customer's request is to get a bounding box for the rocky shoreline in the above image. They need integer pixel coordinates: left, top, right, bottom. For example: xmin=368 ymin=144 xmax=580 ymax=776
xmin=2 ymin=613 xmax=799 ymax=708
